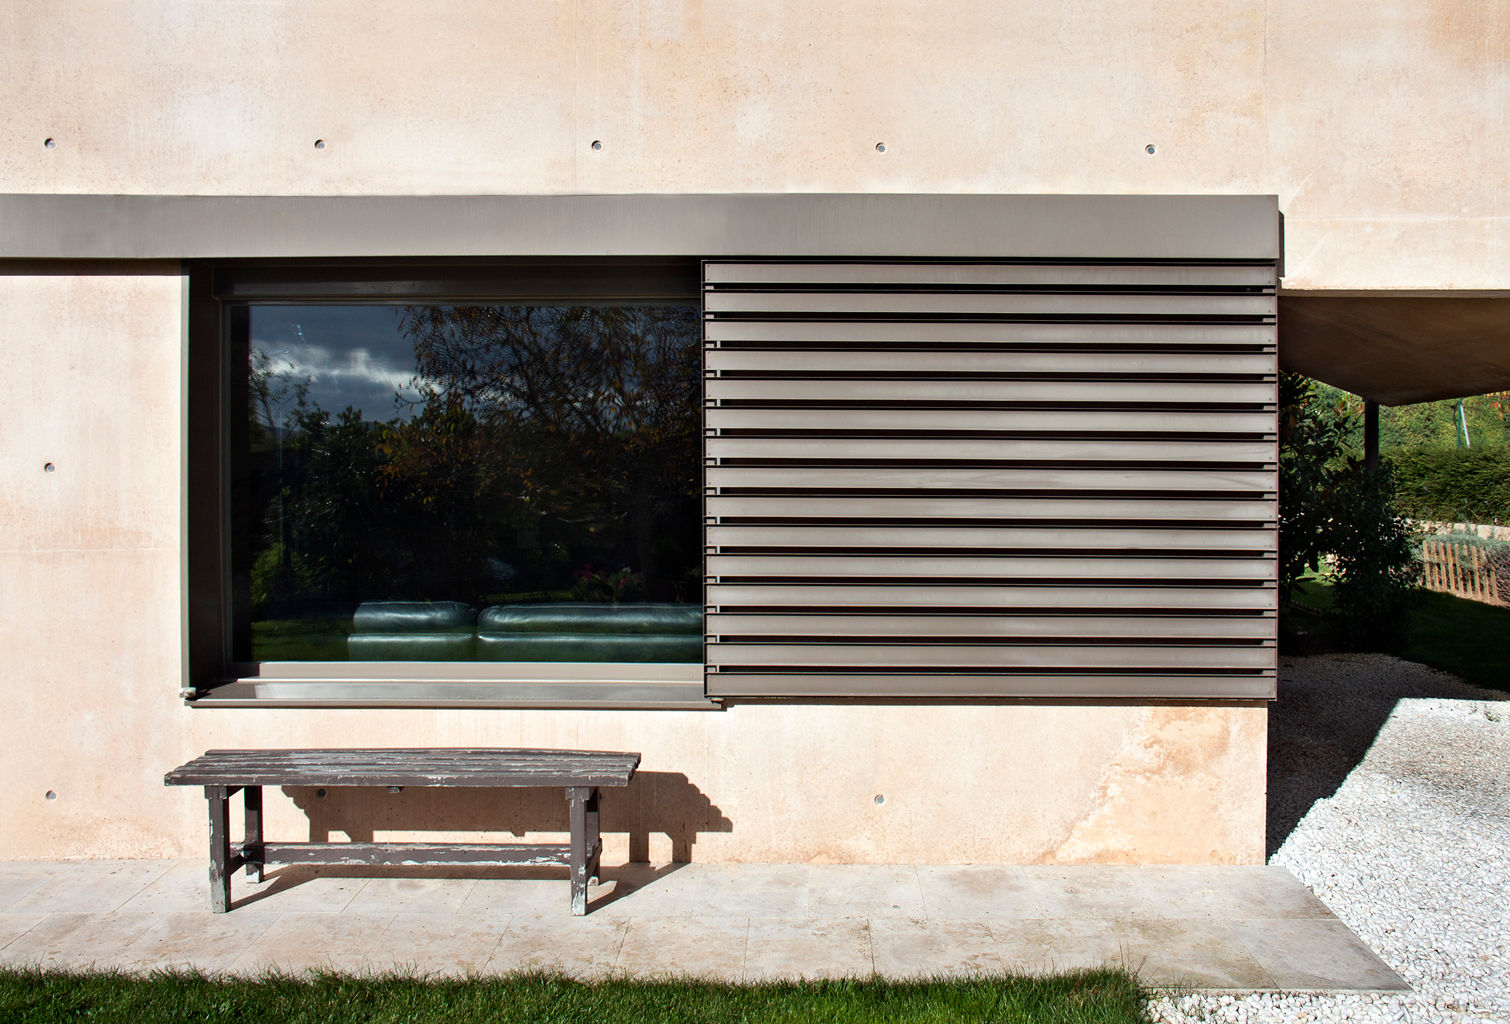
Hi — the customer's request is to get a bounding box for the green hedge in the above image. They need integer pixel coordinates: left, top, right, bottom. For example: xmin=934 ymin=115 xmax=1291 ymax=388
xmin=1386 ymin=446 xmax=1510 ymax=525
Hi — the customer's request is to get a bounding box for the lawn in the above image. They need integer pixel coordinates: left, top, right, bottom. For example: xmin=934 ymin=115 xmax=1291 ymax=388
xmin=1287 ymin=577 xmax=1510 ymax=694
xmin=0 ymin=968 xmax=1151 ymax=1024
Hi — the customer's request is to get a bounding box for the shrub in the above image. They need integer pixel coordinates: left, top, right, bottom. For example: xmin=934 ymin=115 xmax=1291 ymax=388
xmin=1278 ymin=374 xmax=1357 ymax=604
xmin=1387 ymin=446 xmax=1510 ymax=525
xmin=1328 ymin=465 xmax=1417 ymax=651
xmin=1279 ymin=374 xmax=1416 ymax=651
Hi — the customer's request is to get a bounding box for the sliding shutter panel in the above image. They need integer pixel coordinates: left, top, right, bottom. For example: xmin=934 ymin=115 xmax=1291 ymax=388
xmin=702 ymin=261 xmax=1278 ymax=699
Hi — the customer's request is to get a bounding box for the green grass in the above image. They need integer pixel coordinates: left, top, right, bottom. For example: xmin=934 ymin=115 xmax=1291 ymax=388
xmin=1286 ymin=577 xmax=1510 ymax=693
xmin=0 ymin=967 xmax=1151 ymax=1024
xmin=251 ymin=617 xmax=353 ymax=661
xmin=1405 ymin=588 xmax=1510 ymax=692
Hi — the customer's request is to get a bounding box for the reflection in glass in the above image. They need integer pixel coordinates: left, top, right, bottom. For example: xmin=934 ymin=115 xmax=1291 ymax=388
xmin=232 ymin=304 xmax=702 ymax=663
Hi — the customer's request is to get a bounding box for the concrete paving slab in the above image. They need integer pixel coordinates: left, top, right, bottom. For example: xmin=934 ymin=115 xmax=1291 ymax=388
xmin=1016 ymin=866 xmax=1262 ymax=920
xmin=1244 ymin=867 xmax=1340 ymax=920
xmin=1229 ymin=917 xmax=1409 ymax=992
xmin=990 ymin=917 xmax=1132 ymax=975
xmin=485 ymin=916 xmax=629 ymax=978
xmin=870 ymin=919 xmax=1010 ymax=978
xmin=916 ymin=865 xmax=1045 ymax=920
xmin=226 ymin=912 xmax=398 ymax=974
xmin=112 ymin=911 xmax=278 ymax=975
xmin=743 ymin=918 xmax=874 ymax=981
xmin=115 ymin=860 xmax=306 ymax=915
xmin=0 ymin=875 xmax=49 ymax=912
xmin=593 ymin=863 xmax=809 ymax=919
xmin=1116 ymin=918 xmax=1278 ymax=990
xmin=0 ymin=859 xmax=1407 ymax=992
xmin=217 ymin=868 xmax=369 ymax=915
xmin=4 ymin=861 xmax=172 ymax=915
xmin=0 ymin=915 xmax=46 ymax=953
xmin=804 ymin=864 xmax=927 ymax=919
xmin=339 ymin=913 xmax=507 ymax=977
xmin=460 ymin=873 xmax=585 ymax=918
xmin=343 ymin=875 xmax=480 ymax=916
xmin=615 ymin=916 xmax=749 ymax=980
xmin=0 ymin=912 xmax=159 ymax=971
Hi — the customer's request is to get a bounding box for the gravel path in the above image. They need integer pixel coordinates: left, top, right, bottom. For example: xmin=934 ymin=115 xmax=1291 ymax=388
xmin=1147 ymin=654 xmax=1510 ymax=1024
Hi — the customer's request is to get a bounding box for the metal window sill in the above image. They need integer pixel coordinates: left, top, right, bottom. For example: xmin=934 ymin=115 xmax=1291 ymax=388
xmin=187 ymin=677 xmax=722 ymax=710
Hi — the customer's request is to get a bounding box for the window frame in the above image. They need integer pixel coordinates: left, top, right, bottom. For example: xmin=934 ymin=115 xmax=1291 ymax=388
xmin=184 ymin=257 xmax=717 ymax=709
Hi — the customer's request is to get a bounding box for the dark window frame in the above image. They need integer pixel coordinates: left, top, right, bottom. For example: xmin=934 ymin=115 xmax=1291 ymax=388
xmin=184 ymin=257 xmax=718 ymax=709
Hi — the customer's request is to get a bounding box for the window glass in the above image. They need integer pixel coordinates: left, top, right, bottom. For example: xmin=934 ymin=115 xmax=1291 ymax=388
xmin=231 ymin=303 xmax=702 ymax=663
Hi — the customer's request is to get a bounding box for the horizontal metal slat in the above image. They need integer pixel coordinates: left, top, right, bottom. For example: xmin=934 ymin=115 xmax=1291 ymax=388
xmin=704 ymin=262 xmax=1277 ymax=288
xmin=706 ymin=348 xmax=1276 ymax=375
xmin=705 ymin=408 xmax=1277 ymax=434
xmin=707 ymin=525 xmax=1276 ymax=552
xmin=704 ymin=672 xmax=1276 ymax=699
xmin=708 ymin=466 xmax=1278 ymax=493
xmin=707 ymin=437 xmax=1276 ymax=465
xmin=706 ymin=643 xmax=1275 ymax=670
xmin=705 ymin=584 xmax=1276 ymax=611
xmin=706 ymin=379 xmax=1277 ymax=404
xmin=705 ymin=291 xmax=1274 ymax=317
xmin=706 ymin=613 xmax=1275 ymax=640
xmin=705 ymin=320 xmax=1278 ymax=345
xmin=707 ymin=554 xmax=1275 ymax=580
xmin=700 ymin=258 xmax=1279 ymax=701
xmin=704 ymin=495 xmax=1276 ymax=521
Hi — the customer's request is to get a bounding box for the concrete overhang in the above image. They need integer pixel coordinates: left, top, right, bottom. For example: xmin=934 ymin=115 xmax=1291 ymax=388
xmin=1279 ymin=292 xmax=1510 ymax=405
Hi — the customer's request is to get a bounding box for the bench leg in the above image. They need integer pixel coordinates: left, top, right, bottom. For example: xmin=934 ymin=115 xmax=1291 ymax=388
xmin=243 ymin=786 xmax=263 ymax=882
xmin=567 ymin=786 xmax=591 ymax=916
xmin=586 ymin=789 xmax=602 ymax=884
xmin=205 ymin=786 xmax=232 ymax=913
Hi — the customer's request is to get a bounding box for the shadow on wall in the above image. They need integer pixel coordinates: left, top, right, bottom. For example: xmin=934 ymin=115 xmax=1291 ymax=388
xmin=286 ymin=771 xmax=731 ymax=864
xmin=1266 ymin=653 xmax=1489 ymax=857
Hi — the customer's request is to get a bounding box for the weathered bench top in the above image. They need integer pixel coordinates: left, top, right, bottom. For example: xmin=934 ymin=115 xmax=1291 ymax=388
xmin=165 ymin=748 xmax=641 ymax=789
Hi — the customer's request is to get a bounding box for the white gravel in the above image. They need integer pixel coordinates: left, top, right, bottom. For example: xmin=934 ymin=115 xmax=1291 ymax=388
xmin=1146 ymin=654 xmax=1510 ymax=1024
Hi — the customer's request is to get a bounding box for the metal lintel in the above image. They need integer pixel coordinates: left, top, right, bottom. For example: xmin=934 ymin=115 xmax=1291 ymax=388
xmin=0 ymin=193 xmax=1280 ymax=262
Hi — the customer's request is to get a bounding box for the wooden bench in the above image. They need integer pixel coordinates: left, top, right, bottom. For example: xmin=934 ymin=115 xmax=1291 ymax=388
xmin=164 ymin=747 xmax=640 ymax=915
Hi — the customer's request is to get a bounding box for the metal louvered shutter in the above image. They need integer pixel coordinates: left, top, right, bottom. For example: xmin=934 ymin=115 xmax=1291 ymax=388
xmin=702 ymin=260 xmax=1278 ymax=700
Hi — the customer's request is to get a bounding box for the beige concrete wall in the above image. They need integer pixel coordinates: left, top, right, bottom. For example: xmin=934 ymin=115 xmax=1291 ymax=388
xmin=0 ymin=272 xmax=1266 ymax=865
xmin=0 ymin=3 xmax=1334 ymax=864
xmin=4 ymin=1 xmax=1508 ymax=289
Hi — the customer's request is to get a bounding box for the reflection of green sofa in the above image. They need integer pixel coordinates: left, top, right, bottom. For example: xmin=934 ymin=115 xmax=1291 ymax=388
xmin=348 ymin=601 xmax=701 ymax=663
xmin=347 ymin=601 xmax=477 ymax=660
xmin=477 ymin=603 xmax=702 ymax=663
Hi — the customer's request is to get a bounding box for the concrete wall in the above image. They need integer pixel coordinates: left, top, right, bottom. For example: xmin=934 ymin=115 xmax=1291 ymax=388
xmin=12 ymin=0 xmax=1500 ymax=864
xmin=0 ymin=266 xmax=1268 ymax=865
xmin=4 ymin=1 xmax=1507 ymax=289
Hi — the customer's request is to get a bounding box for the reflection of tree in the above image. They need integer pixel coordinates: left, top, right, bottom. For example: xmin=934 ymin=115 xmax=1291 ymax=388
xmin=244 ymin=306 xmax=701 ymax=618
xmin=249 ymin=348 xmax=307 ymax=434
xmin=398 ymin=306 xmax=701 ymax=600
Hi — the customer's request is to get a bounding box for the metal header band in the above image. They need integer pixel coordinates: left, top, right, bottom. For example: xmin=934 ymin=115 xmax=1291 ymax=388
xmin=0 ymin=193 xmax=1279 ymax=261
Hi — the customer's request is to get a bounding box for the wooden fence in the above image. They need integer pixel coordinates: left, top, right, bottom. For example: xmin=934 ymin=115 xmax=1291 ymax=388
xmin=1420 ymin=539 xmax=1508 ymax=607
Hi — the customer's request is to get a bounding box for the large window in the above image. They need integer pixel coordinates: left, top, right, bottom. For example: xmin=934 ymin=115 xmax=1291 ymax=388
xmin=187 ymin=260 xmax=710 ymax=705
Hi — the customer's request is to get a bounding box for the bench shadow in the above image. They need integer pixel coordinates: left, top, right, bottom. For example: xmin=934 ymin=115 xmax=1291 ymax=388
xmin=1266 ymin=653 xmax=1494 ymax=857
xmin=245 ymin=770 xmax=730 ymax=909
xmin=230 ymin=860 xmax=687 ymax=913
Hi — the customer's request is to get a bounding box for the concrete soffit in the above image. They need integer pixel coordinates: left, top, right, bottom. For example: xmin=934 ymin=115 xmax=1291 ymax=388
xmin=1278 ymin=292 xmax=1510 ymax=405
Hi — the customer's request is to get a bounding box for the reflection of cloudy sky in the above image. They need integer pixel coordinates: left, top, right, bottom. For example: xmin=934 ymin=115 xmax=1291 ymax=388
xmin=249 ymin=305 xmax=423 ymax=422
